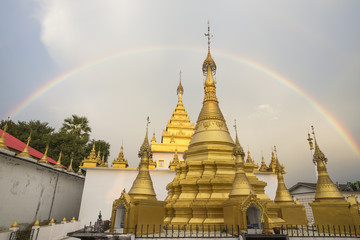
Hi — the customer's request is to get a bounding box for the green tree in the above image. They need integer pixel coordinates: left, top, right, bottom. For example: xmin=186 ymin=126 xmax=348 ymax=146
xmin=349 ymin=181 xmax=360 ymax=191
xmin=61 ymin=115 xmax=91 ymax=141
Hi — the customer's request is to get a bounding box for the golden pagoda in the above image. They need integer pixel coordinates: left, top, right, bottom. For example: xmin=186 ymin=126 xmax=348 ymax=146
xmin=258 ymin=156 xmax=268 ymax=172
xmin=167 ymin=29 xmax=237 ymax=226
xmin=308 ymin=127 xmax=360 ymax=229
xmin=151 ymin=71 xmax=195 ymax=169
xmin=163 ymin=24 xmax=293 ymax=230
xmin=273 ymin=148 xmax=307 ymax=225
xmin=267 ymin=151 xmax=277 ymax=173
xmin=82 ymin=144 xmax=98 ymax=167
xmin=168 ymin=148 xmax=179 ymax=170
xmin=0 ymin=122 xmax=9 ymax=150
xmin=17 ymin=131 xmax=32 ymax=158
xmin=112 ymin=144 xmax=128 ymax=168
xmin=110 ymin=118 xmax=164 ymax=234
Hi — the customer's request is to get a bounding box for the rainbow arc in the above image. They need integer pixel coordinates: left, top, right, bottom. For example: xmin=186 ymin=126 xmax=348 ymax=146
xmin=6 ymin=45 xmax=360 ymax=157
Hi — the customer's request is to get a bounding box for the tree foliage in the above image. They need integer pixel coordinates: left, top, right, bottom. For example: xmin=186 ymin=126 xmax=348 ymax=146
xmin=0 ymin=115 xmax=110 ymax=172
xmin=349 ymin=181 xmax=360 ymax=191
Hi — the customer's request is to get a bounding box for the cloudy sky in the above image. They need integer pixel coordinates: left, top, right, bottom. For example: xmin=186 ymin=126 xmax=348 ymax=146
xmin=1 ymin=0 xmax=359 ymax=186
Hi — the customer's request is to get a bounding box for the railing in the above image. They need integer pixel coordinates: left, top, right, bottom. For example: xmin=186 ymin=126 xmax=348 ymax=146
xmin=134 ymin=224 xmax=360 ymax=238
xmin=135 ymin=224 xmax=254 ymax=238
xmin=280 ymin=224 xmax=360 ymax=238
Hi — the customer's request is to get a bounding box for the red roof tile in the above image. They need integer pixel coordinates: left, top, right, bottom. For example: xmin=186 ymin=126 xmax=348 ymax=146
xmin=0 ymin=129 xmax=57 ymax=164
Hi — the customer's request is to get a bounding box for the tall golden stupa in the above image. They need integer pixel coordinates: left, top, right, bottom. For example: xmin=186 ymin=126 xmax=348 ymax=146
xmin=151 ymin=73 xmax=195 ymax=169
xmin=164 ymin=24 xmax=295 ymax=230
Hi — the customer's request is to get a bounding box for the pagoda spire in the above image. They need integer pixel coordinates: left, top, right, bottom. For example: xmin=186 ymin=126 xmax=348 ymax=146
xmin=274 ymin=147 xmax=293 ymax=203
xmin=246 ymin=150 xmax=254 ymax=164
xmin=54 ymin=152 xmax=63 ymax=169
xmin=128 ymin=117 xmax=157 ymax=200
xmin=177 ymin=71 xmax=184 ymax=107
xmin=67 ymin=155 xmax=74 ymax=172
xmin=259 ymin=155 xmax=268 ymax=172
xmin=311 ymin=127 xmax=344 ymax=200
xmin=17 ymin=131 xmax=32 ymax=158
xmin=229 ymin=120 xmax=254 ymax=198
xmin=190 ymin=23 xmax=231 ymax=146
xmin=38 ymin=144 xmax=50 ymax=164
xmin=0 ymin=122 xmax=9 ymax=150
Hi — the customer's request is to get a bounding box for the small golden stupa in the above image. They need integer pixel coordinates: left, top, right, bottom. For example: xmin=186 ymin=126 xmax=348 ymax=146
xmin=110 ymin=118 xmax=164 ymax=234
xmin=273 ymin=147 xmax=307 ymax=225
xmin=38 ymin=144 xmax=50 ymax=164
xmin=82 ymin=144 xmax=98 ymax=167
xmin=112 ymin=144 xmax=128 ymax=168
xmin=16 ymin=131 xmax=32 ymax=158
xmin=308 ymin=127 xmax=360 ymax=229
xmin=67 ymin=156 xmax=74 ymax=172
xmin=54 ymin=152 xmax=63 ymax=169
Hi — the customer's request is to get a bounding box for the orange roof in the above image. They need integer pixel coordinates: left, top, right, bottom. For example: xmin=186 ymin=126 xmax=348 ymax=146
xmin=0 ymin=129 xmax=57 ymax=164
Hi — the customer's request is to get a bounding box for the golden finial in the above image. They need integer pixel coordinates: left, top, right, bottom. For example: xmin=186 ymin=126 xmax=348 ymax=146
xmin=138 ymin=117 xmax=151 ymax=158
xmin=54 ymin=152 xmax=63 ymax=169
xmin=246 ymin=149 xmax=254 ymax=164
xmin=16 ymin=130 xmax=32 ymax=158
xmin=311 ymin=126 xmax=328 ymax=165
xmin=72 ymin=217 xmax=75 ymax=221
xmin=151 ymin=132 xmax=156 ymax=143
xmin=96 ymin=149 xmax=101 ymax=165
xmin=10 ymin=221 xmax=18 ymax=228
xmin=62 ymin=217 xmax=66 ymax=222
xmin=33 ymin=220 xmax=40 ymax=226
xmin=202 ymin=21 xmax=216 ymax=76
xmin=307 ymin=131 xmax=314 ymax=150
xmin=67 ymin=155 xmax=74 ymax=172
xmin=49 ymin=218 xmax=55 ymax=224
xmin=204 ymin=20 xmax=212 ymax=51
xmin=177 ymin=71 xmax=184 ymax=96
xmin=0 ymin=121 xmax=9 ymax=150
xmin=38 ymin=144 xmax=50 ymax=164
xmin=233 ymin=119 xmax=245 ymax=159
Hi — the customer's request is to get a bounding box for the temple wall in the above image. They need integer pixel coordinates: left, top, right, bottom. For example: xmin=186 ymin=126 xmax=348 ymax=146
xmin=0 ymin=150 xmax=84 ymax=231
xmin=78 ymin=168 xmax=174 ymax=227
xmin=152 ymin=152 xmax=185 ymax=169
xmin=255 ymin=172 xmax=278 ymax=200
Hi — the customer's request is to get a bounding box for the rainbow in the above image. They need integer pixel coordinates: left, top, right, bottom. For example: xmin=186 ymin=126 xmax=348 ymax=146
xmin=6 ymin=45 xmax=360 ymax=157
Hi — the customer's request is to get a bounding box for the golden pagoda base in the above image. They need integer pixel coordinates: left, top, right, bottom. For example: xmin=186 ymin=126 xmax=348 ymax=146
xmin=82 ymin=161 xmax=97 ymax=168
xmin=110 ymin=191 xmax=165 ymax=234
xmin=310 ymin=200 xmax=360 ymax=232
xmin=276 ymin=203 xmax=307 ymax=225
xmin=112 ymin=162 xmax=127 ymax=168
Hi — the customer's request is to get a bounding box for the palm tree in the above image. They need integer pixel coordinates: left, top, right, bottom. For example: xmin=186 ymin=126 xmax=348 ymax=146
xmin=61 ymin=115 xmax=91 ymax=139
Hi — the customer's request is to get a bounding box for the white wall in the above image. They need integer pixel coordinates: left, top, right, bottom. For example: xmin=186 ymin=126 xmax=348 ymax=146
xmin=78 ymin=168 xmax=175 ymax=226
xmin=256 ymin=172 xmax=278 ymax=200
xmin=0 ymin=151 xmax=84 ymax=231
